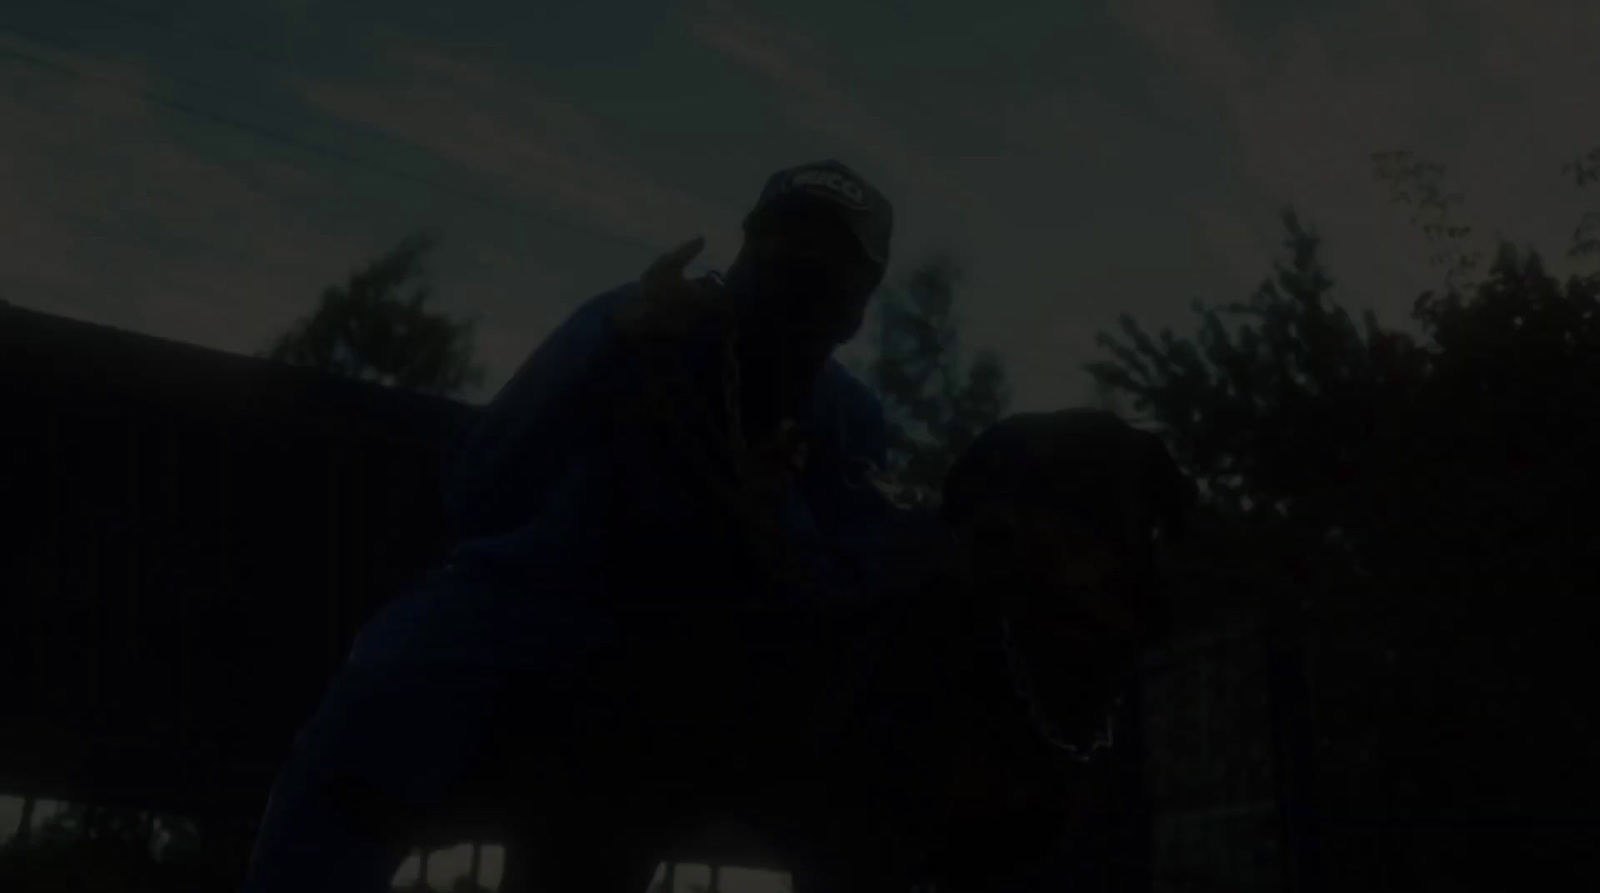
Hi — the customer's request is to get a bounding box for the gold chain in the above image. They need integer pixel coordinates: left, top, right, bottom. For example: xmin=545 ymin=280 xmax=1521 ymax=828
xmin=626 ymin=296 xmax=816 ymax=596
xmin=998 ymin=616 xmax=1117 ymax=762
xmin=717 ymin=323 xmax=822 ymax=595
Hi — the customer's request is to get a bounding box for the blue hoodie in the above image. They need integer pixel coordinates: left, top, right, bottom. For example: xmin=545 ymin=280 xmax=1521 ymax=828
xmin=438 ymin=276 xmax=893 ymax=604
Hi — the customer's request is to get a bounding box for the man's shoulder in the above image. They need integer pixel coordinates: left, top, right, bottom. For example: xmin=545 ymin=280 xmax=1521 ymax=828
xmin=576 ymin=281 xmax=643 ymax=316
xmin=816 ymin=358 xmax=884 ymax=417
xmin=599 ymin=272 xmax=733 ymax=343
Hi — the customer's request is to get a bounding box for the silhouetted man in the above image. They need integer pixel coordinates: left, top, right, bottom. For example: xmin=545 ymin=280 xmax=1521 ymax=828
xmin=242 ymin=161 xmax=897 ymax=893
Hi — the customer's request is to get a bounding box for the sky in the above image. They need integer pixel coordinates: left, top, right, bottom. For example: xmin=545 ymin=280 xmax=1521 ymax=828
xmin=3 ymin=0 xmax=1598 ymax=410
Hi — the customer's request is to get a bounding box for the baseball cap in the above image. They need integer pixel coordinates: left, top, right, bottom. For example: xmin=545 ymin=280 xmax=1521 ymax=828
xmin=744 ymin=160 xmax=894 ymax=269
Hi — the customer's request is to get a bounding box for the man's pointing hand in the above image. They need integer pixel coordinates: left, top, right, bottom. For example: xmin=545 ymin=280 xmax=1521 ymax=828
xmin=614 ymin=236 xmax=733 ymax=342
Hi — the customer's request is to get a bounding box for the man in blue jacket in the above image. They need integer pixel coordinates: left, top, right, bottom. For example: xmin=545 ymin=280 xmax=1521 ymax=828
xmin=243 ymin=161 xmax=898 ymax=893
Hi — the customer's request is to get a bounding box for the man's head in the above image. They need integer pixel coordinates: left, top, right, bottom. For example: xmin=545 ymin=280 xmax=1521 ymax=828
xmin=726 ymin=160 xmax=894 ymax=351
xmin=941 ymin=409 xmax=1197 ymax=680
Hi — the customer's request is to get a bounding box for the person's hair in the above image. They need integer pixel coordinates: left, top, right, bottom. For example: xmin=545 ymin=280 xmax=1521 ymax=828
xmin=941 ymin=408 xmax=1197 ymax=553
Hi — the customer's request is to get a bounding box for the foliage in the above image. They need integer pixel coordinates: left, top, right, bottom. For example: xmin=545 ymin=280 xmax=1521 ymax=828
xmin=265 ymin=232 xmax=485 ymax=397
xmin=867 ymin=253 xmax=1011 ymax=509
xmin=0 ymin=805 xmax=234 ymax=893
xmin=1087 ymin=208 xmax=1426 ymax=558
xmin=1088 ymin=150 xmax=1600 ymax=576
xmin=1087 ymin=146 xmax=1600 ymax=889
xmin=1 ymin=805 xmax=501 ymax=892
xmin=1370 ymin=150 xmax=1485 ymax=291
xmin=1562 ymin=145 xmax=1600 ymax=271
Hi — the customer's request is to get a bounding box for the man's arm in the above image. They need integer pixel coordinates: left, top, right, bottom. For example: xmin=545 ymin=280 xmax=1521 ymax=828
xmin=443 ymin=238 xmax=725 ymax=542
xmin=441 ymin=287 xmax=634 ymax=541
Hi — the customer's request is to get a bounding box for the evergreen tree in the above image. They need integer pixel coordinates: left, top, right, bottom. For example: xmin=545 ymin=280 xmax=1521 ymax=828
xmin=266 ymin=232 xmax=485 ymax=397
xmin=867 ymin=253 xmax=1010 ymax=508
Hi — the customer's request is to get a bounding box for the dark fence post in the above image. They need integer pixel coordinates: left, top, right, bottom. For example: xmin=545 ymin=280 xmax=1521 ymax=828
xmin=1266 ymin=617 xmax=1322 ymax=893
xmin=1119 ymin=675 xmax=1156 ymax=893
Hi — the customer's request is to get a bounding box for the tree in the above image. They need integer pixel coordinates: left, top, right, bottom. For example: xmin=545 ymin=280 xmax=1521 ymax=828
xmin=265 ymin=232 xmax=486 ymax=397
xmin=0 ymin=804 xmax=223 ymax=892
xmin=1086 ymin=207 xmax=1429 ymax=588
xmin=1370 ymin=150 xmax=1485 ymax=292
xmin=1086 ymin=152 xmax=1600 ymax=584
xmin=867 ymin=253 xmax=1011 ymax=508
xmin=1561 ymin=145 xmax=1600 ymax=276
xmin=1086 ymin=152 xmax=1600 ymax=890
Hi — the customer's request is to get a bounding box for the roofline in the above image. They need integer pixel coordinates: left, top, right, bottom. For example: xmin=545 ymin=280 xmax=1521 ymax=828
xmin=1 ymin=302 xmax=480 ymax=443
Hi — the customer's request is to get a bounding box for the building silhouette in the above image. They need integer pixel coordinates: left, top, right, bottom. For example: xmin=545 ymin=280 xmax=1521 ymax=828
xmin=1 ymin=301 xmax=472 ymax=824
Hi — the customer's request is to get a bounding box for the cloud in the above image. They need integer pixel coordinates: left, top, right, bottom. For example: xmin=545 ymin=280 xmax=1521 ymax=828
xmin=297 ymin=42 xmax=746 ymax=262
xmin=2 ymin=27 xmax=756 ymax=397
xmin=0 ymin=32 xmax=365 ymax=351
xmin=1109 ymin=0 xmax=1600 ymax=325
xmin=687 ymin=0 xmax=992 ymax=255
xmin=1107 ymin=0 xmax=1249 ymax=98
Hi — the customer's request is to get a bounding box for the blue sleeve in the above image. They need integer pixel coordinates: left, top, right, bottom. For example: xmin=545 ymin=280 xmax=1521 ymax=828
xmin=441 ymin=286 xmax=634 ymax=541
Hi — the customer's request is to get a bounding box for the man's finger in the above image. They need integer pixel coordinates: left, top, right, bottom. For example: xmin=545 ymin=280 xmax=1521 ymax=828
xmin=645 ymin=236 xmax=706 ymax=283
xmin=619 ymin=236 xmax=725 ymax=340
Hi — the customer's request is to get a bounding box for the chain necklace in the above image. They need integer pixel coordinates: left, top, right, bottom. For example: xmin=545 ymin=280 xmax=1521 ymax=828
xmin=708 ymin=312 xmax=818 ymax=595
xmin=948 ymin=525 xmax=1118 ymax=763
xmin=627 ymin=284 xmax=800 ymax=596
xmin=997 ymin=615 xmax=1117 ymax=762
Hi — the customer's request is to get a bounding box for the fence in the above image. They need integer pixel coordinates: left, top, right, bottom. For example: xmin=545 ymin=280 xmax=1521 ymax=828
xmin=1138 ymin=615 xmax=1320 ymax=893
